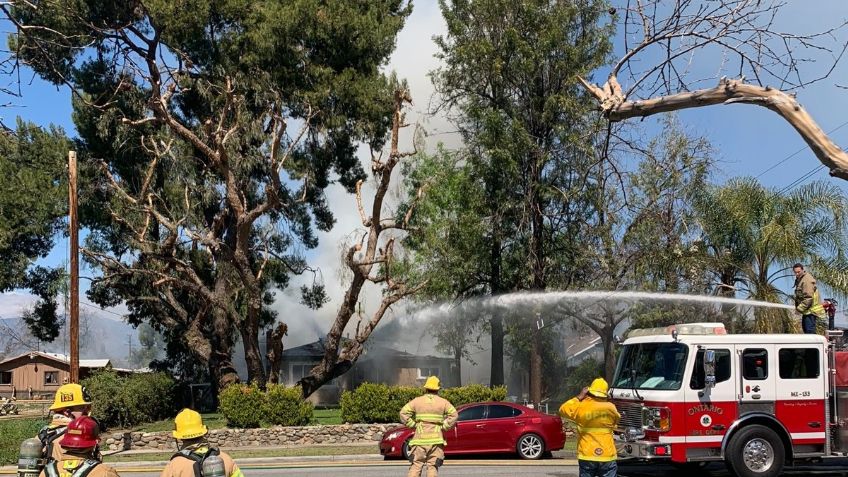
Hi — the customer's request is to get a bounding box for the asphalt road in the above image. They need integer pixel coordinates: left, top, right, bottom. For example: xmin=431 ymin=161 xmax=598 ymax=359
xmin=108 ymin=460 xmax=848 ymax=477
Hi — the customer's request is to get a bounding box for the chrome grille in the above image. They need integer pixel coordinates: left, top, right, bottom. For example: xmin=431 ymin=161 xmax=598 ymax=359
xmin=615 ymin=401 xmax=643 ymax=430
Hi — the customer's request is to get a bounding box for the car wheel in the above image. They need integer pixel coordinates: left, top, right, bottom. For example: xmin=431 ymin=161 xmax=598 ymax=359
xmin=725 ymin=425 xmax=785 ymax=477
xmin=402 ymin=439 xmax=411 ymax=461
xmin=517 ymin=433 xmax=545 ymax=460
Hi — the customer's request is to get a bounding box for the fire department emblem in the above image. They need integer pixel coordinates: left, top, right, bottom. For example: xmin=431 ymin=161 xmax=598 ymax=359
xmin=594 ymin=448 xmax=603 ymax=456
xmin=700 ymin=414 xmax=712 ymax=427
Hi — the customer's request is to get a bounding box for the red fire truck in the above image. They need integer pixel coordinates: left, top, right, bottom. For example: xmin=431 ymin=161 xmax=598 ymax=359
xmin=612 ymin=322 xmax=848 ymax=477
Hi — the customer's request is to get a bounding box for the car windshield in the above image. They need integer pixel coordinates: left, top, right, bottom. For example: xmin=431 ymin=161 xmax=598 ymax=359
xmin=613 ymin=342 xmax=689 ymax=390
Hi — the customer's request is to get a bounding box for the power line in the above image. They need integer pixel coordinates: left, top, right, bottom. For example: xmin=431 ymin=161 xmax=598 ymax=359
xmin=777 ymin=164 xmax=826 ymax=195
xmin=755 ymin=119 xmax=848 ymax=179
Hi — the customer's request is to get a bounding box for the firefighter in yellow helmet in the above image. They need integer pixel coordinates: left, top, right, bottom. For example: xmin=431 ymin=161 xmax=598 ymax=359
xmin=399 ymin=376 xmax=458 ymax=477
xmin=40 ymin=415 xmax=119 ymax=477
xmin=160 ymin=409 xmax=244 ymax=477
xmin=37 ymin=384 xmax=93 ymax=462
xmin=559 ymin=378 xmax=621 ymax=477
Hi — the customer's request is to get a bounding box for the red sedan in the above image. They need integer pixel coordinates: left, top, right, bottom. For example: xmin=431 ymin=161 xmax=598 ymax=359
xmin=379 ymin=401 xmax=565 ymax=460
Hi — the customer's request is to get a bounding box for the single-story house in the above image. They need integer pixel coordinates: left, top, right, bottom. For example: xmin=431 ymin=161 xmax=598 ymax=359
xmin=564 ymin=334 xmax=604 ymax=367
xmin=280 ymin=338 xmax=455 ymax=405
xmin=0 ymin=351 xmax=112 ymax=399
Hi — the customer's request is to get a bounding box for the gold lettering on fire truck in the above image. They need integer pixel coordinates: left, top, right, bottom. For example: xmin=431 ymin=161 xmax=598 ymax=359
xmin=687 ymin=404 xmax=724 ymax=415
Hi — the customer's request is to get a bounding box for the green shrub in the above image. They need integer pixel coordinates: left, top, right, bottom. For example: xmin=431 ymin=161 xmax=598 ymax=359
xmin=341 ymin=383 xmax=507 ymax=424
xmin=442 ymin=384 xmax=507 ymax=406
xmin=264 ymin=384 xmax=313 ymax=426
xmin=82 ymin=369 xmax=178 ymax=429
xmin=0 ymin=418 xmax=47 ymax=465
xmin=218 ymin=383 xmax=267 ymax=428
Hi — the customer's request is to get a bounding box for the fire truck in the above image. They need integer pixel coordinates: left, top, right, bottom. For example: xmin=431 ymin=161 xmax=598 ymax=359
xmin=612 ymin=322 xmax=848 ymax=477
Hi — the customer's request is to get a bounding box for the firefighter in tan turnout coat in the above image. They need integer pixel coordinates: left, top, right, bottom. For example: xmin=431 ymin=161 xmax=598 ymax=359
xmin=399 ymin=376 xmax=458 ymax=477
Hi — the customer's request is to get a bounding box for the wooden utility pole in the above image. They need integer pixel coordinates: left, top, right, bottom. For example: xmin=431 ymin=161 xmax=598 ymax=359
xmin=69 ymin=151 xmax=79 ymax=383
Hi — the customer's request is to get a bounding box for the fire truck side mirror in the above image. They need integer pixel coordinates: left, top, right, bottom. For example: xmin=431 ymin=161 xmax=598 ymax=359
xmin=703 ymin=349 xmax=716 ymax=389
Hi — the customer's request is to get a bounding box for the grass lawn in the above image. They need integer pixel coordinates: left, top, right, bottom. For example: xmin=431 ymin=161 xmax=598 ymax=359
xmin=313 ymin=408 xmax=342 ymax=425
xmin=103 ymin=445 xmax=375 ymax=462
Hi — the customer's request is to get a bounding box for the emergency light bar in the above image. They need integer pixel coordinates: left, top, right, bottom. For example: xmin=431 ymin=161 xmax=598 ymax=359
xmin=626 ymin=322 xmax=727 ymax=338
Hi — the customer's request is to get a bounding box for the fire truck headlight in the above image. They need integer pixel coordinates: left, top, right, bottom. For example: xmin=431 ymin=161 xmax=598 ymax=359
xmin=643 ymin=407 xmax=671 ymax=432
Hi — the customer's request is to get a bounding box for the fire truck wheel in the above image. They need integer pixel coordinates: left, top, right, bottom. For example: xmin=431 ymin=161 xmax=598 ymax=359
xmin=725 ymin=424 xmax=785 ymax=477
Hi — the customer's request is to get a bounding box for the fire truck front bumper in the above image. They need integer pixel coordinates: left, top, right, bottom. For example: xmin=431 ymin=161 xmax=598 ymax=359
xmin=615 ymin=434 xmax=673 ymax=460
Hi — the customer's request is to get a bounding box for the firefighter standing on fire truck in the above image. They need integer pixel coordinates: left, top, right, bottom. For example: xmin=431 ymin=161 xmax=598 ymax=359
xmin=793 ymin=263 xmax=827 ymax=334
xmin=40 ymin=415 xmax=119 ymax=477
xmin=559 ymin=378 xmax=620 ymax=477
xmin=399 ymin=376 xmax=458 ymax=477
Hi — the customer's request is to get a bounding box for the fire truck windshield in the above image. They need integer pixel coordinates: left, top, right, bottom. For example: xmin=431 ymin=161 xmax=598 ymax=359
xmin=612 ymin=342 xmax=689 ymax=390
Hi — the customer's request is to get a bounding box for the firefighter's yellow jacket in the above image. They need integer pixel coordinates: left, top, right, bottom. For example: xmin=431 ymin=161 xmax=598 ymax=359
xmin=159 ymin=445 xmax=243 ymax=477
xmin=795 ymin=271 xmax=826 ymax=317
xmin=559 ymin=395 xmax=620 ymax=462
xmin=39 ymin=449 xmax=119 ymax=477
xmin=399 ymin=394 xmax=458 ymax=446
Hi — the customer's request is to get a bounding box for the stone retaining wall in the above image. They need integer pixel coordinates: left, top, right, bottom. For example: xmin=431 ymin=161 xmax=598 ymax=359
xmin=104 ymin=424 xmax=397 ymax=451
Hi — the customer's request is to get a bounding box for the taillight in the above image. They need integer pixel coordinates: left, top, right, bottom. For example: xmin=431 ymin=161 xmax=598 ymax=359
xmin=643 ymin=407 xmax=671 ymax=432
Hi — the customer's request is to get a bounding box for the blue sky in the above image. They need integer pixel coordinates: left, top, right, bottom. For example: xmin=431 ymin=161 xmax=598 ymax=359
xmin=2 ymin=1 xmax=848 ymax=335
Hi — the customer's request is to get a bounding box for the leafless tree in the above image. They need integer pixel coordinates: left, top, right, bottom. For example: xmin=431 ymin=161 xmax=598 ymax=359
xmin=578 ymin=0 xmax=848 ymax=178
xmin=298 ymin=88 xmax=427 ymax=398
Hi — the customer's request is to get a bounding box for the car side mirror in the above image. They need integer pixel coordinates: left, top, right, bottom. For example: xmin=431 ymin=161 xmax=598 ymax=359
xmin=703 ymin=349 xmax=716 ymax=389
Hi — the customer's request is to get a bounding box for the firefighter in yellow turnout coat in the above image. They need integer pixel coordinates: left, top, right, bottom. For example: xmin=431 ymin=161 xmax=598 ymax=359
xmin=159 ymin=409 xmax=244 ymax=477
xmin=559 ymin=378 xmax=621 ymax=477
xmin=399 ymin=377 xmax=458 ymax=477
xmin=39 ymin=384 xmax=94 ymax=462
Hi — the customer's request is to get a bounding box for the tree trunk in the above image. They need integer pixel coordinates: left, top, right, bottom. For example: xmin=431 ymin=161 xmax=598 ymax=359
xmin=265 ymin=322 xmax=287 ymax=385
xmin=240 ymin=304 xmax=266 ymax=387
xmin=490 ymin=314 xmax=504 ymax=386
xmin=454 ymin=349 xmax=462 ymax=387
xmin=602 ymin=334 xmax=615 ymax=382
xmin=528 ymin=149 xmax=545 ymax=408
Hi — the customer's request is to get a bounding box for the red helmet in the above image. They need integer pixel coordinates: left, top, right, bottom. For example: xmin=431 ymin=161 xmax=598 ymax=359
xmin=59 ymin=416 xmax=100 ymax=449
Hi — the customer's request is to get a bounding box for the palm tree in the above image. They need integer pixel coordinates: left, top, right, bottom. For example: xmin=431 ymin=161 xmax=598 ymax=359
xmin=694 ymin=178 xmax=848 ymax=333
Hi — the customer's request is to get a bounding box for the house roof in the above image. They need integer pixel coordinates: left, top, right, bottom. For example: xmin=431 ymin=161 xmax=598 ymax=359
xmin=281 ymin=339 xmax=449 ymax=362
xmin=0 ymin=351 xmax=111 ymax=368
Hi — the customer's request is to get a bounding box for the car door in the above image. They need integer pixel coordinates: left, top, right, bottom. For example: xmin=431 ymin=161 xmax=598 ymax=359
xmin=449 ymin=404 xmax=486 ymax=452
xmin=483 ymin=404 xmax=523 ymax=452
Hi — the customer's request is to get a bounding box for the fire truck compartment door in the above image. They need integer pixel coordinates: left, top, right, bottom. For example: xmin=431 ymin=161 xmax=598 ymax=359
xmin=773 ymin=344 xmax=826 ymax=442
xmin=684 ymin=347 xmax=737 ymax=445
xmin=737 ymin=345 xmax=777 ymax=415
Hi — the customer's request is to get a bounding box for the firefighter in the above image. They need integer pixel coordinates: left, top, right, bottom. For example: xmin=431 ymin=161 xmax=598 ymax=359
xmin=38 ymin=384 xmax=93 ymax=462
xmin=40 ymin=415 xmax=119 ymax=477
xmin=793 ymin=263 xmax=827 ymax=334
xmin=559 ymin=378 xmax=620 ymax=477
xmin=399 ymin=376 xmax=458 ymax=477
xmin=159 ymin=408 xmax=244 ymax=477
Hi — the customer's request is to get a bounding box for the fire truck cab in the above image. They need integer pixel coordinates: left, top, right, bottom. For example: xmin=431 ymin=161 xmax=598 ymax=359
xmin=612 ymin=322 xmax=848 ymax=477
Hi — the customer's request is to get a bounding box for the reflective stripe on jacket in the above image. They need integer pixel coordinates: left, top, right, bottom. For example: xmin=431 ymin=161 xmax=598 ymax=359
xmin=795 ymin=272 xmax=826 ymax=318
xmin=399 ymin=394 xmax=458 ymax=446
xmin=559 ymin=396 xmax=620 ymax=462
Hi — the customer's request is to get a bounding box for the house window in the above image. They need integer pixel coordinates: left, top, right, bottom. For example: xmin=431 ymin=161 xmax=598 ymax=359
xmin=417 ymin=367 xmax=440 ymax=379
xmin=290 ymin=364 xmax=312 ymax=383
xmin=0 ymin=371 xmax=11 ymax=385
xmin=44 ymin=371 xmax=59 ymax=385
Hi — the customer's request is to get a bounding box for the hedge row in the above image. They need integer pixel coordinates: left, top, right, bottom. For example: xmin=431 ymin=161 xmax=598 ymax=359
xmin=218 ymin=383 xmax=313 ymax=428
xmin=82 ymin=369 xmax=177 ymax=429
xmin=340 ymin=383 xmax=507 ymax=424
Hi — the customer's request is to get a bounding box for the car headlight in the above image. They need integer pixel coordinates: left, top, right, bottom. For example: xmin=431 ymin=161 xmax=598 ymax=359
xmin=386 ymin=431 xmax=403 ymax=441
xmin=642 ymin=407 xmax=671 ymax=432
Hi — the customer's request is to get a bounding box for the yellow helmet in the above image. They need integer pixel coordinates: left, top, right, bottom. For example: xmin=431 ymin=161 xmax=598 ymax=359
xmin=50 ymin=384 xmax=92 ymax=411
xmin=173 ymin=408 xmax=208 ymax=440
xmin=587 ymin=378 xmax=609 ymax=398
xmin=423 ymin=376 xmax=441 ymax=391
